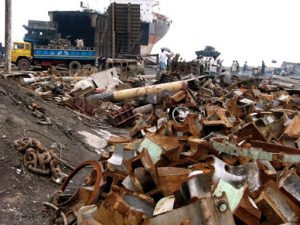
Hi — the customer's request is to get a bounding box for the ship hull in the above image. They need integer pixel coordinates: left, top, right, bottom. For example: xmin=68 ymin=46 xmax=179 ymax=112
xmin=141 ymin=20 xmax=170 ymax=56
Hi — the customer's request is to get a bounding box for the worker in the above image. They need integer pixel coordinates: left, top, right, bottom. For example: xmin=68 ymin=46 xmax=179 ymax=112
xmin=243 ymin=61 xmax=248 ymax=75
xmin=209 ymin=57 xmax=218 ymax=75
xmin=261 ymin=60 xmax=266 ymax=75
xmin=236 ymin=60 xmax=240 ymax=75
xmin=231 ymin=60 xmax=237 ymax=75
xmin=196 ymin=56 xmax=204 ymax=75
xmin=217 ymin=58 xmax=223 ymax=75
xmin=97 ymin=56 xmax=107 ymax=71
xmin=159 ymin=49 xmax=172 ymax=71
xmin=76 ymin=38 xmax=84 ymax=48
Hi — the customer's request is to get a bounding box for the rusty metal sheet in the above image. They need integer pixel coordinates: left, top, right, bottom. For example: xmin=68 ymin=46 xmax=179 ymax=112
xmin=146 ymin=194 xmax=235 ymax=225
xmin=279 ymin=223 xmax=300 ymax=225
xmin=234 ymin=189 xmax=261 ymax=225
xmin=174 ymin=114 xmax=202 ymax=138
xmin=137 ymin=134 xmax=182 ymax=163
xmin=284 ymin=115 xmax=300 ymax=138
xmin=188 ymin=162 xmax=214 ymax=173
xmin=157 ymin=167 xmax=191 ymax=196
xmin=279 ymin=174 xmax=300 ymax=205
xmin=255 ymin=180 xmax=300 ymax=224
xmin=70 ymin=96 xmax=97 ymax=115
xmin=95 ymin=192 xmax=146 ymax=225
xmin=124 ymin=148 xmax=161 ymax=194
xmin=171 ymin=90 xmax=188 ymax=103
xmin=226 ymin=97 xmax=244 ymax=118
xmin=123 ymin=193 xmax=155 ymax=218
xmin=107 ymin=144 xmax=135 ymax=173
xmin=107 ymin=135 xmax=132 ymax=144
xmin=202 ymin=108 xmax=233 ymax=129
xmin=184 ymin=173 xmax=213 ymax=200
xmin=227 ymin=161 xmax=261 ymax=192
xmin=77 ymin=205 xmax=102 ymax=225
xmin=145 ymin=199 xmax=203 ymax=225
xmin=174 ymin=172 xmax=236 ymax=224
xmin=236 ymin=122 xmax=267 ymax=142
xmin=250 ymin=140 xmax=300 ymax=155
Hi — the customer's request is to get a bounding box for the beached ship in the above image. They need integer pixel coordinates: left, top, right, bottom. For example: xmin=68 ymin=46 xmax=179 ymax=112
xmin=23 ymin=0 xmax=170 ymax=57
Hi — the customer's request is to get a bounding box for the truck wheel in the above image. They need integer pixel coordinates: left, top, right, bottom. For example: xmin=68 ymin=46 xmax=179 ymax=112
xmin=69 ymin=61 xmax=82 ymax=71
xmin=17 ymin=58 xmax=31 ymax=71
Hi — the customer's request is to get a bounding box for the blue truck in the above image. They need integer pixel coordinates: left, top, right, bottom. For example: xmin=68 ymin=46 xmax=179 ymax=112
xmin=11 ymin=41 xmax=97 ymax=71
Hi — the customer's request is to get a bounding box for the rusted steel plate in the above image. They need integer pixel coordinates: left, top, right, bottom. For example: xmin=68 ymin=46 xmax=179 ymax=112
xmin=256 ymin=181 xmax=300 ymax=224
xmin=157 ymin=167 xmax=191 ymax=196
xmin=95 ymin=192 xmax=147 ymax=225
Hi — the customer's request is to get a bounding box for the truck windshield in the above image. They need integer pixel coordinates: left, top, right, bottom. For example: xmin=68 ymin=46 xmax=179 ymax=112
xmin=14 ymin=43 xmax=25 ymax=50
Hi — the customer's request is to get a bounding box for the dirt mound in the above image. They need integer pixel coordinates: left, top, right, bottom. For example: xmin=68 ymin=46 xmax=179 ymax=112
xmin=0 ymin=76 xmax=100 ymax=224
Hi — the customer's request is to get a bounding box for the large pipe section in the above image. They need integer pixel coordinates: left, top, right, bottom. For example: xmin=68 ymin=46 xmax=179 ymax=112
xmin=87 ymin=80 xmax=188 ymax=102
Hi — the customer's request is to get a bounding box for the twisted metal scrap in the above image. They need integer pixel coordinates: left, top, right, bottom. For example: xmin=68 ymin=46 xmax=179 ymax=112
xmin=14 ymin=137 xmax=68 ymax=184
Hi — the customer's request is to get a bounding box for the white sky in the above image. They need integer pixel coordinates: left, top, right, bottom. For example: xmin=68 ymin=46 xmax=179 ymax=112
xmin=1 ymin=0 xmax=300 ymax=67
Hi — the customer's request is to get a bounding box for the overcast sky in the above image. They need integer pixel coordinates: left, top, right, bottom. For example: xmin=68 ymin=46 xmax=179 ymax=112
xmin=1 ymin=0 xmax=300 ymax=67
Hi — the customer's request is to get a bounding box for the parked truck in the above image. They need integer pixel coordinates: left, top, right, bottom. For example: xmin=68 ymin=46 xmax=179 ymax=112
xmin=11 ymin=41 xmax=97 ymax=71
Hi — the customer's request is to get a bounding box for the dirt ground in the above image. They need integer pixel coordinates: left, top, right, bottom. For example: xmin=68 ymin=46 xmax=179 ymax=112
xmin=0 ymin=75 xmax=104 ymax=224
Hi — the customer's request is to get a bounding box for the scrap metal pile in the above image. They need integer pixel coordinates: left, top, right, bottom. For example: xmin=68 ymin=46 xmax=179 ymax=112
xmin=13 ymin=66 xmax=300 ymax=225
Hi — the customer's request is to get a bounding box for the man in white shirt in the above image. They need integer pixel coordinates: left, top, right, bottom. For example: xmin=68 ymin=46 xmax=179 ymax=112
xmin=209 ymin=57 xmax=218 ymax=75
xmin=231 ymin=60 xmax=237 ymax=75
xmin=159 ymin=49 xmax=172 ymax=71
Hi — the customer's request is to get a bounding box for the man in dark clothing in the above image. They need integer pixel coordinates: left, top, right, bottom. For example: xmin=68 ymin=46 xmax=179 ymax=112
xmin=243 ymin=61 xmax=248 ymax=75
xmin=261 ymin=60 xmax=266 ymax=75
xmin=98 ymin=56 xmax=107 ymax=71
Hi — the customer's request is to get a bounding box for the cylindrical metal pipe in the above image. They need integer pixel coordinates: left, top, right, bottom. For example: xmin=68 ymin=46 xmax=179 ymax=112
xmin=4 ymin=0 xmax=12 ymax=74
xmin=132 ymin=104 xmax=153 ymax=114
xmin=86 ymin=80 xmax=188 ymax=102
xmin=113 ymin=80 xmax=188 ymax=101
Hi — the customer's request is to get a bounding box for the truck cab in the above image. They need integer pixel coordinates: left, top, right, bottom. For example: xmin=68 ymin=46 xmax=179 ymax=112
xmin=11 ymin=41 xmax=32 ymax=70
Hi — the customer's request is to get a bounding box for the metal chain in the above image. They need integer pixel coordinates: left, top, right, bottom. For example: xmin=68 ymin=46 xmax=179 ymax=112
xmin=14 ymin=137 xmax=67 ymax=184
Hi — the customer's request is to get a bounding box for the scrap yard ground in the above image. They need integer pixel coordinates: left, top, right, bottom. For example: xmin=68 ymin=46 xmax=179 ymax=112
xmin=0 ymin=60 xmax=300 ymax=225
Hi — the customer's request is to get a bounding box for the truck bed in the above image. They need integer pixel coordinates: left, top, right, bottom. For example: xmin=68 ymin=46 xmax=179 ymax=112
xmin=33 ymin=47 xmax=96 ymax=61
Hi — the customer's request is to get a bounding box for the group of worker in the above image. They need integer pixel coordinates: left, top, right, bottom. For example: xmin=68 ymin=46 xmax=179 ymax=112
xmin=159 ymin=48 xmax=268 ymax=77
xmin=159 ymin=48 xmax=223 ymax=76
xmin=195 ymin=56 xmax=223 ymax=75
xmin=231 ymin=60 xmax=266 ymax=76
